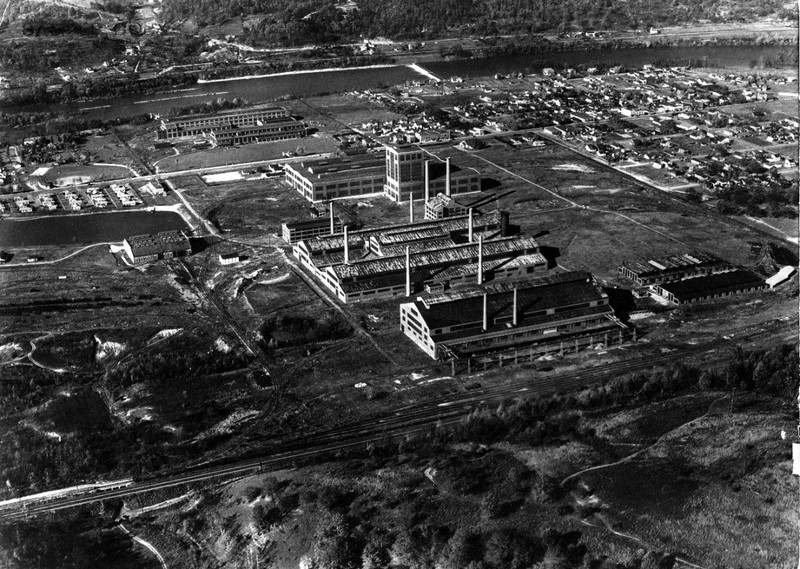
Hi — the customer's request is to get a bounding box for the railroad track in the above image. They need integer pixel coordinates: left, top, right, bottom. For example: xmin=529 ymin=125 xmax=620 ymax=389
xmin=0 ymin=342 xmax=737 ymax=523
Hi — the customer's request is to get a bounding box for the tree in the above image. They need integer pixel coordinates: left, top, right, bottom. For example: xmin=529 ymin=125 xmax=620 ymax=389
xmin=438 ymin=528 xmax=481 ymax=569
xmin=310 ymin=513 xmax=359 ymax=569
xmin=362 ymin=533 xmax=392 ymax=569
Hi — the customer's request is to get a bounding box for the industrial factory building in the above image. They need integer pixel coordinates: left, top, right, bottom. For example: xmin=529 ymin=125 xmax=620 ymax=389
xmin=400 ymin=271 xmax=628 ymax=359
xmin=207 ymin=118 xmax=306 ymax=146
xmin=424 ymin=193 xmax=472 ymax=220
xmin=618 ymin=252 xmax=729 ymax=286
xmin=281 ymin=205 xmax=360 ymax=244
xmin=123 ymin=230 xmax=191 ymax=264
xmin=158 ymin=107 xmax=290 ymax=139
xmin=651 ymin=269 xmax=766 ymax=305
xmin=156 ymin=106 xmax=305 ymax=146
xmin=293 ymin=209 xmax=546 ymax=303
xmin=384 ymin=145 xmax=481 ymax=203
xmin=284 ymin=145 xmax=480 ymax=204
xmin=284 ymin=153 xmax=386 ymax=202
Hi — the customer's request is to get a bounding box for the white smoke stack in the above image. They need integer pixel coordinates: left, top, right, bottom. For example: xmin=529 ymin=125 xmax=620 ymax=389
xmin=405 ymin=246 xmax=411 ymax=297
xmin=512 ymin=287 xmax=518 ymax=326
xmin=445 ymin=157 xmax=451 ymax=197
xmin=409 ymin=195 xmax=414 ymax=222
xmin=468 ymin=208 xmax=474 ymax=243
xmin=482 ymin=292 xmax=488 ymax=331
xmin=344 ymin=225 xmax=350 ymax=264
xmin=329 ymin=203 xmax=334 ymax=235
xmin=477 ymin=234 xmax=483 ymax=285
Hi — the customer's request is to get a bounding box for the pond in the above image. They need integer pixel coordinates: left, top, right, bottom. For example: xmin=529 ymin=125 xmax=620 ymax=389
xmin=0 ymin=210 xmax=189 ymax=248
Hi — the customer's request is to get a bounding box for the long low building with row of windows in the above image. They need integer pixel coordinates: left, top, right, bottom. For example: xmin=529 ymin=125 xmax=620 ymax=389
xmin=293 ymin=210 xmax=548 ymax=303
xmin=618 ymin=251 xmax=729 ymax=286
xmin=400 ymin=271 xmax=629 ymax=360
xmin=651 ymin=269 xmax=767 ymax=305
xmin=157 ymin=107 xmax=290 ymax=139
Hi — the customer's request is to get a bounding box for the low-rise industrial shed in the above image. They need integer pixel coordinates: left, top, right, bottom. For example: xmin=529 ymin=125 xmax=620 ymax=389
xmin=652 ymin=269 xmax=766 ymax=305
xmin=618 ymin=252 xmax=729 ymax=286
xmin=281 ymin=207 xmax=360 ymax=244
xmin=400 ymin=271 xmax=628 ymax=359
xmin=123 ymin=230 xmax=191 ymax=264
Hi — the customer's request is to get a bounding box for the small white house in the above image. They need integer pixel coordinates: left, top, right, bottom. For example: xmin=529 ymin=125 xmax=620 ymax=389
xmin=219 ymin=253 xmax=242 ymax=265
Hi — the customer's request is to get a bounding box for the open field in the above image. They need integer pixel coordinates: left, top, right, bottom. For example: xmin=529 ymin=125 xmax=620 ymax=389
xmin=581 ymin=392 xmax=797 ymax=568
xmin=156 ymin=135 xmax=339 ymax=173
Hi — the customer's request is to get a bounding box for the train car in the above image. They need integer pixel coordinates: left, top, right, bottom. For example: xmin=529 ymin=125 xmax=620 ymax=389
xmin=0 ymin=478 xmax=134 ymax=510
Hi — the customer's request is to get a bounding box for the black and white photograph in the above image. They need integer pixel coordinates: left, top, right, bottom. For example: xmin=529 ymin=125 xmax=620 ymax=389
xmin=0 ymin=1 xmax=798 ymax=567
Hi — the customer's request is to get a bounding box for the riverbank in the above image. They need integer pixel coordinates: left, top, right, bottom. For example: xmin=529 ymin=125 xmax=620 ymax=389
xmin=197 ymin=63 xmax=401 ymax=84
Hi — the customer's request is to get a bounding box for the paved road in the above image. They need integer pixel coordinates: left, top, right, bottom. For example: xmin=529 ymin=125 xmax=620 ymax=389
xmin=0 ymin=343 xmax=742 ymax=522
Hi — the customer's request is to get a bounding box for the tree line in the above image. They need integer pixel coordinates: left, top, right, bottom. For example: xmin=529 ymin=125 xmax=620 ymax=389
xmin=161 ymin=0 xmax=797 ymax=46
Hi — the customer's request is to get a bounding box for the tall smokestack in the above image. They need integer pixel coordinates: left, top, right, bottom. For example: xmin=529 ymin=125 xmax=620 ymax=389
xmin=405 ymin=246 xmax=411 ymax=297
xmin=343 ymin=225 xmax=350 ymax=264
xmin=500 ymin=211 xmax=510 ymax=237
xmin=445 ymin=157 xmax=451 ymax=197
xmin=468 ymin=208 xmax=474 ymax=243
xmin=409 ymin=195 xmax=414 ymax=222
xmin=424 ymin=160 xmax=430 ymax=203
xmin=482 ymin=292 xmax=488 ymax=331
xmin=329 ymin=203 xmax=335 ymax=235
xmin=477 ymin=234 xmax=483 ymax=285
xmin=512 ymin=287 xmax=518 ymax=326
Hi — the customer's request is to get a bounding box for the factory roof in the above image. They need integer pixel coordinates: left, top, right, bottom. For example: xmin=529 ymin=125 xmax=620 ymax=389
xmin=620 ymin=251 xmax=725 ymax=277
xmin=288 ymin=154 xmax=386 ymax=183
xmin=163 ymin=107 xmax=288 ymax=127
xmin=283 ymin=212 xmax=358 ymax=232
xmin=337 ymin=252 xmax=547 ymax=294
xmin=409 ymin=271 xmax=608 ymax=330
xmin=425 ymin=193 xmax=472 ymax=212
xmin=209 ymin=117 xmax=304 ymax=136
xmin=301 ymin=210 xmax=502 ymax=255
xmin=125 ymin=230 xmax=190 ymax=257
xmin=331 ymin=235 xmax=539 ymax=280
xmin=657 ymin=269 xmax=765 ymax=300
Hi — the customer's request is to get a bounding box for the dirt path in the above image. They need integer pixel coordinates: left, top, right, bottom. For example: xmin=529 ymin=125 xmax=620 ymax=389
xmin=562 ymin=395 xmax=727 ymax=486
xmin=0 ymin=243 xmax=112 ymax=269
xmin=117 ymin=524 xmax=168 ymax=569
xmin=561 ymin=395 xmax=729 ymax=569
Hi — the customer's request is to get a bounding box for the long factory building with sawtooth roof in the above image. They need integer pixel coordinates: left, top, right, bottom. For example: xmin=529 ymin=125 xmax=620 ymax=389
xmin=292 ymin=210 xmax=548 ymax=303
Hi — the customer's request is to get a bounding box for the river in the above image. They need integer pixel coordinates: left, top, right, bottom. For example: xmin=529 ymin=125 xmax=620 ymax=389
xmin=0 ymin=210 xmax=189 ymax=248
xmin=4 ymin=44 xmax=792 ymax=122
xmin=424 ymin=44 xmax=795 ymax=79
xmin=11 ymin=65 xmax=421 ymax=121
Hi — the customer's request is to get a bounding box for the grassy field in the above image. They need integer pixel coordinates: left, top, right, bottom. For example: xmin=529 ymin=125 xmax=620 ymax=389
xmin=39 ymin=163 xmax=135 ymax=185
xmin=159 ymin=135 xmax=339 ymax=173
xmin=581 ymin=392 xmax=797 ymax=568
